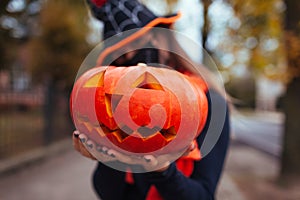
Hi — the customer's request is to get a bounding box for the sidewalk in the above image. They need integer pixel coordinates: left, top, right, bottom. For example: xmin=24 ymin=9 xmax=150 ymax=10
xmin=222 ymin=141 xmax=300 ymax=200
xmin=0 ymin=139 xmax=299 ymax=200
xmin=233 ymin=109 xmax=284 ymax=124
xmin=0 ymin=139 xmax=243 ymax=200
xmin=0 ymin=140 xmax=99 ymax=200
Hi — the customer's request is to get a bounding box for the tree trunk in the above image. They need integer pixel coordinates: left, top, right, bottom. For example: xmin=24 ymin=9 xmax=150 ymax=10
xmin=280 ymin=0 xmax=300 ymax=178
xmin=201 ymin=0 xmax=212 ymax=67
xmin=0 ymin=0 xmax=10 ymax=14
xmin=43 ymin=79 xmax=56 ymax=145
xmin=281 ymin=77 xmax=300 ymax=176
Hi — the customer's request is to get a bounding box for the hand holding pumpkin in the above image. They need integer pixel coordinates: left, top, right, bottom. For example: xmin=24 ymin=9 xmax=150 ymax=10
xmin=73 ymin=130 xmax=196 ymax=171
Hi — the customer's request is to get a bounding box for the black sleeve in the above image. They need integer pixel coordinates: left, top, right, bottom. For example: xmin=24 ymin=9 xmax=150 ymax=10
xmin=145 ymin=90 xmax=230 ymax=200
xmin=92 ymin=162 xmax=127 ymax=200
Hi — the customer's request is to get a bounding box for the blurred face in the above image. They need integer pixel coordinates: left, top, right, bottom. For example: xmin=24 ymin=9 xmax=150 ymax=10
xmin=111 ymin=32 xmax=171 ymax=67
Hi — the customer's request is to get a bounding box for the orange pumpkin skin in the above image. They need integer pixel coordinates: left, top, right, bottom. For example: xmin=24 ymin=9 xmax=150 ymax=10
xmin=70 ymin=65 xmax=208 ymax=154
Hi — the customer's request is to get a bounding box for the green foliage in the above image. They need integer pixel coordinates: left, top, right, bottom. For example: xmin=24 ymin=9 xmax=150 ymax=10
xmin=27 ymin=0 xmax=90 ymax=86
xmin=0 ymin=0 xmax=25 ymax=70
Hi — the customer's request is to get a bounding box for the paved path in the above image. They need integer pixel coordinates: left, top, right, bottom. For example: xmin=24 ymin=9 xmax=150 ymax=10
xmin=231 ymin=111 xmax=284 ymax=157
xmin=0 ymin=145 xmax=98 ymax=200
xmin=1 ymin=111 xmax=298 ymax=200
xmin=0 ymin=140 xmax=245 ymax=200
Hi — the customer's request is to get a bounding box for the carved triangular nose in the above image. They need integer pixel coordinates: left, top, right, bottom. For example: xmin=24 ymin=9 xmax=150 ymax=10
xmin=132 ymin=72 xmax=164 ymax=90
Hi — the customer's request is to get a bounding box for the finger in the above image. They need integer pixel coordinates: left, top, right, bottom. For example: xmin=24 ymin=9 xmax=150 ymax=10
xmin=72 ymin=130 xmax=81 ymax=152
xmin=73 ymin=132 xmax=88 ymax=155
xmin=141 ymin=155 xmax=160 ymax=171
xmin=182 ymin=142 xmax=196 ymax=157
xmin=85 ymin=141 xmax=116 ymax=162
xmin=78 ymin=134 xmax=96 ymax=160
xmin=106 ymin=149 xmax=144 ymax=165
xmin=143 ymin=155 xmax=158 ymax=166
xmin=189 ymin=142 xmax=196 ymax=151
xmin=73 ymin=130 xmax=80 ymax=138
xmin=78 ymin=133 xmax=87 ymax=144
xmin=155 ymin=162 xmax=170 ymax=172
xmin=143 ymin=154 xmax=173 ymax=172
xmin=106 ymin=149 xmax=133 ymax=163
xmin=83 ymin=140 xmax=98 ymax=161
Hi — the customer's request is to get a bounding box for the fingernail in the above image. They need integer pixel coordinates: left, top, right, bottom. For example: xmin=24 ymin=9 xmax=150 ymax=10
xmin=109 ymin=153 xmax=116 ymax=158
xmin=102 ymin=146 xmax=108 ymax=150
xmin=102 ymin=147 xmax=108 ymax=154
xmin=107 ymin=150 xmax=116 ymax=158
xmin=79 ymin=136 xmax=86 ymax=143
xmin=74 ymin=131 xmax=80 ymax=138
xmin=87 ymin=142 xmax=93 ymax=149
xmin=191 ymin=142 xmax=195 ymax=150
xmin=96 ymin=146 xmax=102 ymax=152
xmin=144 ymin=157 xmax=151 ymax=163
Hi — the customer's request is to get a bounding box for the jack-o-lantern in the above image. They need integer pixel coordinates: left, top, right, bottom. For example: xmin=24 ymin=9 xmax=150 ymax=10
xmin=70 ymin=64 xmax=208 ymax=154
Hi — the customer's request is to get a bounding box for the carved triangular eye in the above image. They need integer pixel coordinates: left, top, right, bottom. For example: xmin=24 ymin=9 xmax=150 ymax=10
xmin=84 ymin=71 xmax=105 ymax=87
xmin=132 ymin=72 xmax=164 ymax=90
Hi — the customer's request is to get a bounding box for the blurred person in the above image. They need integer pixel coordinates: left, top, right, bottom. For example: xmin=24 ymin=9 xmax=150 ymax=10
xmin=72 ymin=0 xmax=230 ymax=199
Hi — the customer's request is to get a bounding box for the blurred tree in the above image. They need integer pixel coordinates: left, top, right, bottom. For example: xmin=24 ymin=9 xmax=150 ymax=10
xmin=0 ymin=0 xmax=38 ymax=70
xmin=225 ymin=0 xmax=300 ymax=179
xmin=201 ymin=0 xmax=211 ymax=48
xmin=0 ymin=0 xmax=10 ymax=69
xmin=228 ymin=0 xmax=285 ymax=76
xmin=165 ymin=0 xmax=179 ymax=14
xmin=201 ymin=0 xmax=213 ymax=67
xmin=28 ymin=0 xmax=89 ymax=86
xmin=27 ymin=0 xmax=90 ymax=144
xmin=217 ymin=0 xmax=286 ymax=107
xmin=280 ymin=0 xmax=300 ymax=178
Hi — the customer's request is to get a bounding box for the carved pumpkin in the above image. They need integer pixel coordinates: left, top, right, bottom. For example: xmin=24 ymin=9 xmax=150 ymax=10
xmin=70 ymin=65 xmax=208 ymax=154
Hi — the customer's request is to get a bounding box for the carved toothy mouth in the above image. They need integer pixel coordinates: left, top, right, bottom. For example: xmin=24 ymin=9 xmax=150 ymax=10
xmin=75 ymin=113 xmax=177 ymax=142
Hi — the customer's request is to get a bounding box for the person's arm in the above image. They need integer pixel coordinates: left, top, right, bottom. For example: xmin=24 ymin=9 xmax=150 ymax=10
xmin=145 ymin=90 xmax=230 ymax=200
xmin=92 ymin=162 xmax=127 ymax=200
